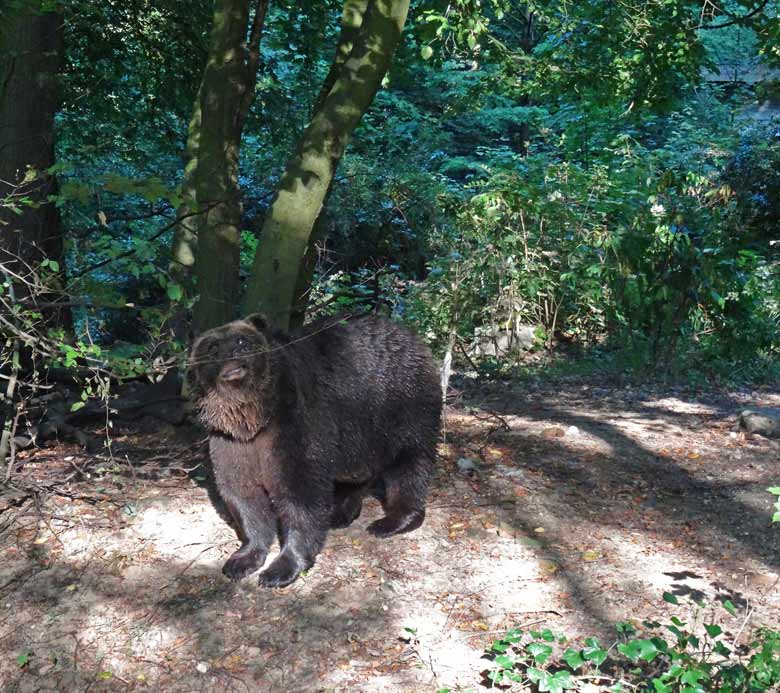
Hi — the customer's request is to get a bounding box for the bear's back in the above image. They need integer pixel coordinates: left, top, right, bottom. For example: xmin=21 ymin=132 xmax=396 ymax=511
xmin=280 ymin=315 xmax=441 ymax=470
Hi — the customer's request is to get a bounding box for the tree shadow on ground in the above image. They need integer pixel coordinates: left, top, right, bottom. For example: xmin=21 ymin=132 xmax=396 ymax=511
xmin=474 ymin=382 xmax=779 ymax=567
xmin=439 ymin=382 xmax=779 ymax=637
xmin=0 ymin=545 xmax=396 ymax=692
xmin=2 ymin=380 xmax=778 ymax=691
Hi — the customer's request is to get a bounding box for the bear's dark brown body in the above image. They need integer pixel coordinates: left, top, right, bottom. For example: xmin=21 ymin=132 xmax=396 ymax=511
xmin=187 ymin=314 xmax=442 ymax=588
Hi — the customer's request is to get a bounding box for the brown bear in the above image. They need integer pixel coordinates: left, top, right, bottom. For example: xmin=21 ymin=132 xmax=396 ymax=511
xmin=187 ymin=313 xmax=442 ymax=588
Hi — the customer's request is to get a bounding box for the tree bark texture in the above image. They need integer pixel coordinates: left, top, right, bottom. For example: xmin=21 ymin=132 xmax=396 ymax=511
xmin=0 ymin=6 xmax=64 ymax=280
xmin=241 ymin=0 xmax=410 ymax=329
xmin=173 ymin=0 xmax=268 ymax=334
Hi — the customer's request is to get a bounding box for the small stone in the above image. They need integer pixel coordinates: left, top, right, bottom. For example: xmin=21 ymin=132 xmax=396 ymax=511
xmin=565 ymin=425 xmax=579 ymax=436
xmin=196 ymin=661 xmax=210 ymax=674
xmin=457 ymin=457 xmax=477 ymax=473
xmin=739 ymin=409 xmax=780 ymax=438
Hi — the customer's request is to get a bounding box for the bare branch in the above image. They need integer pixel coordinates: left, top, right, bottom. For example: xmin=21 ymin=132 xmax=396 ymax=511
xmin=238 ymin=0 xmax=270 ymax=127
xmin=699 ymin=0 xmax=770 ymax=29
xmin=67 ymin=203 xmax=218 ymax=284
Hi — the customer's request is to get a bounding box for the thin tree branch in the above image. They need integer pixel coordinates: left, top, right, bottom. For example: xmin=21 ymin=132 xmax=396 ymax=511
xmin=699 ymin=0 xmax=770 ymax=29
xmin=238 ymin=0 xmax=270 ymax=129
xmin=67 ymin=204 xmax=218 ymax=284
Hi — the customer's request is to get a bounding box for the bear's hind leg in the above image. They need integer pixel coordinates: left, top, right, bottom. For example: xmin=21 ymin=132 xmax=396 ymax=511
xmin=367 ymin=450 xmax=432 ymax=538
xmin=330 ymin=482 xmax=365 ymax=529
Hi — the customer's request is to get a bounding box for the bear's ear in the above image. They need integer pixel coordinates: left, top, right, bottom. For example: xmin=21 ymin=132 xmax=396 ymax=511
xmin=244 ymin=313 xmax=269 ymax=332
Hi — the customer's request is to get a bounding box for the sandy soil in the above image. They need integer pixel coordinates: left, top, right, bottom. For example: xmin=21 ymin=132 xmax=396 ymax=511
xmin=1 ymin=378 xmax=779 ymax=692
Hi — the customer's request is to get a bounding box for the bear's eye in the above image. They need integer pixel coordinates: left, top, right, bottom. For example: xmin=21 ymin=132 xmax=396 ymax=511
xmin=236 ymin=337 xmax=246 ymax=348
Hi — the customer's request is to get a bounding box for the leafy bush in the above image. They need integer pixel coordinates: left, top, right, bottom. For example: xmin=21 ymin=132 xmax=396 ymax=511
xmin=437 ymin=596 xmax=780 ymax=692
xmin=724 ymin=121 xmax=780 ymax=243
xmin=408 ymin=106 xmax=780 ymax=375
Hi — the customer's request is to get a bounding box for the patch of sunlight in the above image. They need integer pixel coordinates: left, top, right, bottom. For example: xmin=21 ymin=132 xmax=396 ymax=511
xmin=641 ymin=398 xmax=719 ymax=415
xmin=130 ymin=623 xmax=181 ymax=659
xmin=130 ymin=504 xmax=226 ymax=559
xmin=598 ymin=528 xmax=716 ymax=598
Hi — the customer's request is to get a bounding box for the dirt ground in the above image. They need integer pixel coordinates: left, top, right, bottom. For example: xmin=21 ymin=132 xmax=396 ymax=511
xmin=1 ymin=377 xmax=779 ymax=692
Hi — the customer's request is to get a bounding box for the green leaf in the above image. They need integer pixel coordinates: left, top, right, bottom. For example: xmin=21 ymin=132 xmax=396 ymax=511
xmin=721 ymin=600 xmax=737 ymax=616
xmin=16 ymin=652 xmax=30 ymax=668
xmin=651 ymin=636 xmax=669 ymax=653
xmin=681 ymin=668 xmax=706 ymax=685
xmin=562 ymin=648 xmax=584 ymax=670
xmin=583 ymin=638 xmax=608 ymax=667
xmin=70 ymin=401 xmax=86 ymax=412
xmin=618 ymin=639 xmax=659 ymax=662
xmin=710 ymin=289 xmax=725 ymax=308
xmin=491 ymin=640 xmax=508 ymax=653
xmin=663 ymin=592 xmax=679 ymax=605
xmin=550 ymin=670 xmax=575 ymax=689
xmin=527 ymin=642 xmax=553 ymax=664
xmin=503 ymin=628 xmax=523 ymax=643
xmin=166 ymin=283 xmax=184 ymax=301
xmin=494 ymin=654 xmax=515 ymax=669
xmin=704 ymin=624 xmax=722 ymax=638
xmin=420 ymin=45 xmax=433 ymax=60
xmin=48 ymin=260 xmax=60 ymax=273
xmin=714 ymin=641 xmax=731 ymax=656
xmin=531 ymin=629 xmax=556 ymax=642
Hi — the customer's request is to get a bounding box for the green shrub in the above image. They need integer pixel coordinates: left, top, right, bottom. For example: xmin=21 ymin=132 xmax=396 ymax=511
xmin=460 ymin=595 xmax=780 ymax=693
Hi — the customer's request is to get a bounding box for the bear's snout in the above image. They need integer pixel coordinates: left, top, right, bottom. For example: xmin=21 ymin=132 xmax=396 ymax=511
xmin=219 ymin=363 xmax=247 ymax=382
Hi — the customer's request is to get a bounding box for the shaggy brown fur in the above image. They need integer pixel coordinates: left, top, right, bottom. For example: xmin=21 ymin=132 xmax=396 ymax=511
xmin=187 ymin=314 xmax=442 ymax=588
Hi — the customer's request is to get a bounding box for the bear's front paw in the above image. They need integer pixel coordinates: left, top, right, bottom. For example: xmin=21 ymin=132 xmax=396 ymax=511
xmin=222 ymin=547 xmax=265 ymax=581
xmin=257 ymin=553 xmax=307 ymax=588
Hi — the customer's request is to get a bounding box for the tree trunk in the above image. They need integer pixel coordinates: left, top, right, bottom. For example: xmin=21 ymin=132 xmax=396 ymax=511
xmin=173 ymin=0 xmax=268 ymax=335
xmin=241 ymin=0 xmax=410 ymax=329
xmin=0 ymin=6 xmax=64 ymax=296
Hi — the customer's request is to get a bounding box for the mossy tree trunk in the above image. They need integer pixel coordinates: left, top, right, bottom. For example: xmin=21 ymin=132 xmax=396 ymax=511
xmin=0 ymin=4 xmax=65 ymax=306
xmin=171 ymin=0 xmax=268 ymax=335
xmin=241 ymin=0 xmax=410 ymax=329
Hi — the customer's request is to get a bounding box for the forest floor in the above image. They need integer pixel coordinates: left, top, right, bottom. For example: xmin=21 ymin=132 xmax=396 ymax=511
xmin=1 ymin=376 xmax=779 ymax=692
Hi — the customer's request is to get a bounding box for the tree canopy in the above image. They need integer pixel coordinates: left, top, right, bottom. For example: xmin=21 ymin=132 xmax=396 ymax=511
xmin=1 ymin=0 xmax=779 ymax=409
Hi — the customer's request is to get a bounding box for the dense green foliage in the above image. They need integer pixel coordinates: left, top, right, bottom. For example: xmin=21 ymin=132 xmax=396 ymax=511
xmin=435 ymin=595 xmax=780 ymax=692
xmin=3 ymin=0 xmax=780 ymax=383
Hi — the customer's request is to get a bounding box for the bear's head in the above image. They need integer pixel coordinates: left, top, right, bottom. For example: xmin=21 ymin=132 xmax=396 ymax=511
xmin=187 ymin=314 xmax=274 ymax=439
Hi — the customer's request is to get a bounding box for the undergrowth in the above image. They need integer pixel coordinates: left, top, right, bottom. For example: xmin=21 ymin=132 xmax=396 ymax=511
xmin=437 ymin=593 xmax=780 ymax=692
